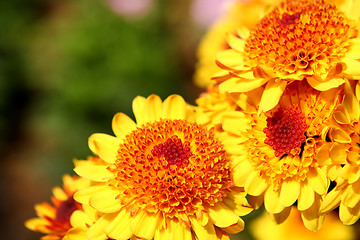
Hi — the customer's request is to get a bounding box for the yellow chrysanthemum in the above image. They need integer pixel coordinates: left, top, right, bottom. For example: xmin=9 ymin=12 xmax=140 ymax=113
xmin=25 ymin=174 xmax=91 ymax=239
xmin=194 ymin=0 xmax=282 ymax=88
xmin=213 ymin=81 xmax=344 ymax=231
xmin=215 ymin=0 xmax=360 ymax=113
xmin=250 ymin=207 xmax=355 ymax=240
xmin=320 ymin=81 xmax=360 ymax=225
xmin=73 ymin=94 xmax=252 ymax=240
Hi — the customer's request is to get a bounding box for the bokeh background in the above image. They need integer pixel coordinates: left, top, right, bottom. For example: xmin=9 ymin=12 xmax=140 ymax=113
xmin=0 ymin=0 xmax=231 ymax=239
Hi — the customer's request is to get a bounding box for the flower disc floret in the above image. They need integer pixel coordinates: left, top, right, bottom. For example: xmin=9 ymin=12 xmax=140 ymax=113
xmin=108 ymin=119 xmax=233 ymax=217
xmin=245 ymin=0 xmax=358 ymax=76
xmin=264 ymin=106 xmax=307 ymax=157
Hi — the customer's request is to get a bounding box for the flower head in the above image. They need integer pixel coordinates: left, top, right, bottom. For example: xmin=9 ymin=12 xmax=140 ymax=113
xmin=215 ymin=0 xmax=360 ymax=113
xmin=74 ymin=94 xmax=252 ymax=240
xmin=320 ymin=81 xmax=360 ymax=225
xmin=194 ymin=0 xmax=282 ymax=88
xmin=25 ymin=174 xmax=91 ymax=239
xmin=210 ymin=81 xmax=344 ymax=230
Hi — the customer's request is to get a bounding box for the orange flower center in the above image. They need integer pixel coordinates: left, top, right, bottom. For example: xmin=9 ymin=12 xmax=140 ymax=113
xmin=151 ymin=135 xmax=192 ymax=168
xmin=264 ymin=106 xmax=307 ymax=157
xmin=109 ymin=119 xmax=232 ymax=218
xmin=244 ymin=0 xmax=358 ymax=76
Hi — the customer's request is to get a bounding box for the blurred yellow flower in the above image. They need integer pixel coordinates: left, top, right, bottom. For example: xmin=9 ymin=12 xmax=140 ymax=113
xmin=25 ymin=174 xmax=91 ymax=239
xmin=215 ymin=0 xmax=360 ymax=113
xmin=73 ymin=94 xmax=252 ymax=240
xmin=195 ymin=85 xmax=239 ymax=128
xmin=209 ymin=81 xmax=344 ymax=231
xmin=250 ymin=207 xmax=355 ymax=240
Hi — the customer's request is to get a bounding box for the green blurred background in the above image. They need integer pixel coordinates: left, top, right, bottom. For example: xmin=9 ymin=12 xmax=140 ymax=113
xmin=1 ymin=0 xmax=205 ymax=239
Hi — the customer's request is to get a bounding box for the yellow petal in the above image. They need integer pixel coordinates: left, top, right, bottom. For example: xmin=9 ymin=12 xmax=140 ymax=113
xmin=132 ymin=96 xmax=147 ymax=125
xmin=130 ymin=210 xmax=162 ymax=239
xmin=333 ymin=107 xmax=350 ymax=125
xmin=69 ymin=210 xmax=91 ymax=230
xmin=264 ymin=185 xmax=284 ymax=214
xmin=320 ymin=189 xmax=342 ymax=214
xmin=219 ymin=76 xmax=269 ymax=93
xmin=306 ymin=76 xmax=345 ymax=91
xmin=237 ymin=26 xmax=250 ymax=39
xmin=248 ymin=194 xmax=264 ymax=210
xmin=297 ymin=180 xmax=315 ymax=211
xmin=279 ymin=180 xmax=300 ymax=207
xmin=222 ymin=112 xmax=251 ymax=136
xmin=258 ymin=79 xmax=287 ymax=113
xmin=207 ymin=202 xmax=240 ymax=228
xmin=326 ymin=62 xmax=346 ymax=78
xmin=220 ymin=218 xmax=244 ymax=234
xmin=88 ymin=133 xmax=120 ymax=163
xmin=245 ymin=172 xmax=268 ymax=196
xmin=190 ymin=217 xmax=217 ymax=240
xmin=253 ymin=65 xmax=277 ymax=79
xmin=316 ymin=144 xmax=332 ymax=166
xmin=104 ymin=209 xmax=132 ymax=240
xmin=300 ymin=194 xmax=324 ymax=231
xmin=112 ymin=113 xmax=137 ymax=138
xmin=25 ymin=218 xmax=52 ymax=233
xmin=74 ymin=165 xmax=113 ymax=182
xmin=155 ymin=218 xmax=192 ymax=240
xmin=343 ymin=180 xmax=360 ymax=208
xmin=356 ymin=82 xmax=360 ymax=100
xmin=341 ymin=165 xmax=360 ymax=183
xmin=329 ymin=127 xmax=352 ymax=143
xmin=307 ymin=167 xmax=328 ymax=195
xmin=343 ymin=57 xmax=360 ymax=75
xmin=74 ymin=185 xmax=109 ymax=205
xmin=216 ymin=49 xmax=243 ymax=68
xmin=64 ymin=228 xmax=87 ymax=240
xmin=329 ymin=142 xmax=348 ymax=164
xmin=269 ymin=206 xmax=291 ymax=224
xmin=89 ymin=186 xmax=122 ymax=213
xmin=87 ymin=214 xmax=111 ymax=240
xmin=343 ymin=80 xmax=360 ymax=121
xmin=227 ymin=34 xmax=245 ymax=52
xmin=340 ymin=0 xmax=360 ymax=20
xmin=52 ymin=186 xmax=67 ymax=201
xmin=339 ymin=202 xmax=360 ymax=225
xmin=144 ymin=94 xmax=163 ymax=123
xmin=232 ymin=161 xmax=254 ymax=186
xmin=162 ymin=95 xmax=186 ymax=119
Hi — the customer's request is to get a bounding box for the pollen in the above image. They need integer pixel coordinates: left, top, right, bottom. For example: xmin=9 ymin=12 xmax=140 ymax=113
xmin=264 ymin=106 xmax=307 ymax=157
xmin=108 ymin=119 xmax=233 ymax=217
xmin=244 ymin=0 xmax=358 ymax=76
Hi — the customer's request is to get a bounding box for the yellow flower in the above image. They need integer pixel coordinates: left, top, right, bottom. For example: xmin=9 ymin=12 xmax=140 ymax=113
xmin=195 ymin=85 xmax=239 ymax=128
xmin=25 ymin=174 xmax=91 ymax=239
xmin=250 ymin=207 xmax=355 ymax=240
xmin=217 ymin=81 xmax=344 ymax=231
xmin=320 ymin=81 xmax=360 ymax=225
xmin=63 ymin=204 xmax=103 ymax=240
xmin=215 ymin=0 xmax=360 ymax=113
xmin=194 ymin=0 xmax=282 ymax=88
xmin=74 ymin=94 xmax=252 ymax=240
